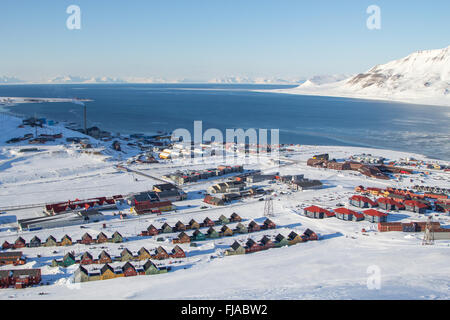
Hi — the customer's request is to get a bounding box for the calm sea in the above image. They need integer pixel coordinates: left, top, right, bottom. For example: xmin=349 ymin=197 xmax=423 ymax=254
xmin=0 ymin=84 xmax=449 ymax=160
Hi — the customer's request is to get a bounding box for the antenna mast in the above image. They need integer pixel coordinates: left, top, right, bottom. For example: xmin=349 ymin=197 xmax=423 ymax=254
xmin=264 ymin=196 xmax=274 ymax=217
xmin=422 ymin=216 xmax=435 ymax=245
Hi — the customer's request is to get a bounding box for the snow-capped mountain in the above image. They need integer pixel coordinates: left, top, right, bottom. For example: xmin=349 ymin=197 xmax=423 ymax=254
xmin=276 ymin=46 xmax=450 ymax=107
xmin=0 ymin=76 xmax=24 ymax=84
xmin=47 ymin=75 xmax=126 ymax=84
xmin=208 ymin=76 xmax=303 ymax=84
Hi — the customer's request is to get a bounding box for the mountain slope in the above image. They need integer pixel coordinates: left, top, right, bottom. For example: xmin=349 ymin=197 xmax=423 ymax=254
xmin=276 ymin=46 xmax=450 ymax=107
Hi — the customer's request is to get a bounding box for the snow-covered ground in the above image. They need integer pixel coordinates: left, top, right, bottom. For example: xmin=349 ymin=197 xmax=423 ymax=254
xmin=268 ymin=46 xmax=450 ymax=107
xmin=0 ymin=113 xmax=449 ymax=300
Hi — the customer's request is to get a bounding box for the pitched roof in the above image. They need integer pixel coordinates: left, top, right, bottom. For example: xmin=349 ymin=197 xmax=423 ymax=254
xmin=363 ymin=209 xmax=388 ymax=217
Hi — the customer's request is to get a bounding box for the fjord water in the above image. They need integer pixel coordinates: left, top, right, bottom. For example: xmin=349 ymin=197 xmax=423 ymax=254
xmin=1 ymin=84 xmax=449 ymax=160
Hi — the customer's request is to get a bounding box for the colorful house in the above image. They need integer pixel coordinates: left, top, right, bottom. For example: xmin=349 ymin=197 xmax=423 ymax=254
xmin=234 ymin=223 xmax=248 ymax=234
xmin=120 ymin=248 xmax=133 ymax=262
xmin=262 ymin=218 xmax=276 ymax=229
xmin=226 ymin=241 xmax=245 ymax=255
xmin=14 ymin=237 xmax=26 ymax=249
xmin=220 ymin=225 xmax=233 ymax=237
xmin=80 ymin=233 xmax=94 ymax=245
xmin=230 ymin=212 xmax=242 ymax=222
xmin=44 ymin=235 xmax=57 ymax=247
xmin=170 ymin=245 xmax=186 ymax=258
xmin=137 ymin=247 xmax=151 ymax=260
xmin=377 ymin=198 xmax=405 ymax=211
xmin=98 ymin=250 xmax=113 ymax=264
xmin=153 ymin=246 xmax=170 ymax=260
xmin=191 ymin=230 xmax=206 ymax=241
xmin=122 ymin=262 xmax=138 ymax=277
xmin=247 ymin=221 xmax=261 ymax=232
xmin=96 ymin=232 xmax=108 ymax=243
xmin=160 ymin=223 xmax=173 ymax=234
xmin=287 ymin=231 xmax=303 ymax=245
xmin=60 ymin=235 xmax=72 ymax=246
xmin=80 ymin=252 xmax=95 ymax=265
xmin=260 ymin=235 xmax=275 ymax=249
xmin=350 ymin=195 xmax=378 ymax=208
xmin=100 ymin=264 xmax=116 ymax=280
xmin=274 ymin=234 xmax=289 ymax=247
xmin=188 ymin=219 xmax=200 ymax=230
xmin=206 ymin=227 xmax=220 ymax=239
xmin=110 ymin=231 xmax=123 ymax=243
xmin=202 ymin=217 xmax=215 ymax=228
xmin=173 ymin=231 xmax=191 ymax=244
xmin=334 ymin=208 xmax=364 ymax=221
xmin=245 ymin=239 xmax=262 ymax=253
xmin=404 ymin=200 xmax=428 ymax=214
xmin=28 ymin=236 xmax=41 ymax=248
xmin=174 ymin=221 xmax=186 ymax=231
xmin=217 ymin=214 xmax=230 ymax=225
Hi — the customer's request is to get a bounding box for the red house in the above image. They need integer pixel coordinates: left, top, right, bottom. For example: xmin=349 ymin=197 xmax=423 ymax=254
xmin=170 ymin=245 xmax=186 ymax=258
xmin=260 ymin=236 xmax=275 ymax=249
xmin=245 ymin=239 xmax=262 ymax=253
xmin=247 ymin=221 xmax=261 ymax=232
xmin=153 ymin=246 xmax=170 ymax=260
xmin=96 ymin=232 xmax=108 ymax=243
xmin=262 ymin=218 xmax=276 ymax=230
xmin=1 ymin=241 xmax=11 ymax=250
xmin=122 ymin=262 xmax=138 ymax=277
xmin=14 ymin=237 xmax=26 ymax=249
xmin=202 ymin=217 xmax=215 ymax=228
xmin=80 ymin=252 xmax=95 ymax=265
xmin=146 ymin=224 xmax=159 ymax=236
xmin=80 ymin=233 xmax=94 ymax=245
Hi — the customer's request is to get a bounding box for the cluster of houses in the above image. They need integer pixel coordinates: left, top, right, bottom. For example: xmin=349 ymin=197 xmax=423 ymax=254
xmin=1 ymin=231 xmax=124 ymax=250
xmin=413 ymin=185 xmax=449 ymax=196
xmin=51 ymin=245 xmax=186 ymax=268
xmin=43 ymin=195 xmax=123 ymax=215
xmin=139 ymin=213 xmax=243 ymax=236
xmin=226 ymin=229 xmax=318 ymax=255
xmin=74 ymin=260 xmax=170 ymax=283
xmin=0 ymin=269 xmax=41 ymax=289
xmin=162 ymin=165 xmax=244 ymax=185
xmin=172 ymin=218 xmax=277 ymax=244
xmin=306 ymin=153 xmax=416 ymax=180
xmin=355 ymin=186 xmax=449 ymax=214
xmin=301 ymin=205 xmax=388 ymax=223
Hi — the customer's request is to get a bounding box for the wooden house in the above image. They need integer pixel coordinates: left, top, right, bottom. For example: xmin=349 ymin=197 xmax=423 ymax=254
xmin=153 ymin=246 xmax=170 ymax=260
xmin=274 ymin=234 xmax=289 ymax=247
xmin=170 ymin=245 xmax=186 ymax=258
xmin=98 ymin=250 xmax=113 ymax=264
xmin=110 ymin=231 xmax=123 ymax=243
xmin=1 ymin=241 xmax=11 ymax=250
xmin=303 ymin=206 xmax=335 ymax=219
xmin=174 ymin=221 xmax=186 ymax=231
xmin=160 ymin=223 xmax=173 ymax=234
xmin=173 ymin=231 xmax=191 ymax=244
xmin=226 ymin=241 xmax=245 ymax=255
xmin=146 ymin=224 xmax=159 ymax=236
xmin=122 ymin=262 xmax=138 ymax=277
xmin=188 ymin=219 xmax=200 ymax=230
xmin=80 ymin=252 xmax=95 ymax=265
xmin=60 ymin=235 xmax=72 ymax=246
xmin=260 ymin=235 xmax=275 ymax=249
xmin=74 ymin=266 xmax=90 ymax=283
xmin=28 ymin=236 xmax=41 ymax=248
xmin=100 ymin=264 xmax=116 ymax=280
xmin=217 ymin=214 xmax=230 ymax=225
xmin=192 ymin=229 xmax=206 ymax=241
xmin=80 ymin=233 xmax=94 ymax=245
xmin=303 ymin=229 xmax=318 ymax=241
xmin=220 ymin=225 xmax=233 ymax=237
xmin=287 ymin=231 xmax=303 ymax=245
xmin=202 ymin=217 xmax=215 ymax=228
xmin=234 ymin=222 xmax=248 ymax=234
xmin=262 ymin=218 xmax=276 ymax=229
xmin=230 ymin=212 xmax=242 ymax=222
xmin=247 ymin=221 xmax=261 ymax=232
xmin=137 ymin=247 xmax=151 ymax=260
xmin=206 ymin=227 xmax=220 ymax=239
xmin=96 ymin=232 xmax=108 ymax=243
xmin=14 ymin=237 xmax=26 ymax=249
xmin=144 ymin=260 xmax=167 ymax=275
xmin=245 ymin=239 xmax=262 ymax=253
xmin=120 ymin=248 xmax=133 ymax=262
xmin=44 ymin=235 xmax=57 ymax=247
xmin=52 ymin=252 xmax=76 ymax=267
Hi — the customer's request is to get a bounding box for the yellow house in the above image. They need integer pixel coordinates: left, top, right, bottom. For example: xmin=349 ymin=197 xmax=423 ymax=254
xmin=100 ymin=265 xmax=118 ymax=280
xmin=59 ymin=235 xmax=73 ymax=246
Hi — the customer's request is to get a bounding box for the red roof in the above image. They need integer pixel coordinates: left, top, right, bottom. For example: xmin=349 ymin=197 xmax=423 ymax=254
xmin=334 ymin=208 xmax=358 ymax=216
xmin=404 ymin=200 xmax=428 ymax=209
xmin=350 ymin=195 xmax=377 ymax=206
xmin=363 ymin=209 xmax=388 ymax=217
xmin=304 ymin=206 xmax=334 ymax=217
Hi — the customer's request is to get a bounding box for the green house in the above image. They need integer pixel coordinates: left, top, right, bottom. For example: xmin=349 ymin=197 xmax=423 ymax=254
xmin=120 ymin=248 xmax=133 ymax=261
xmin=234 ymin=223 xmax=248 ymax=234
xmin=44 ymin=235 xmax=58 ymax=247
xmin=52 ymin=252 xmax=76 ymax=267
xmin=206 ymin=227 xmax=220 ymax=239
xmin=110 ymin=231 xmax=123 ymax=243
xmin=191 ymin=229 xmax=206 ymax=241
xmin=161 ymin=223 xmax=173 ymax=234
xmin=218 ymin=214 xmax=230 ymax=225
xmin=143 ymin=260 xmax=168 ymax=275
xmin=226 ymin=241 xmax=245 ymax=255
xmin=274 ymin=234 xmax=289 ymax=247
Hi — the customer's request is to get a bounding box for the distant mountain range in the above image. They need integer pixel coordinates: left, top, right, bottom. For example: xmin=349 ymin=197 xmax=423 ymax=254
xmin=275 ymin=45 xmax=450 ymax=107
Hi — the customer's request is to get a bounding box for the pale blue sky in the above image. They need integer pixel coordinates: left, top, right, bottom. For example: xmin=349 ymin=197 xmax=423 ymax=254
xmin=0 ymin=0 xmax=449 ymax=81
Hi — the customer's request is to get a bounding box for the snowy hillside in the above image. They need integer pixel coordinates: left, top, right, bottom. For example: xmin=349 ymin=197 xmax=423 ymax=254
xmin=273 ymin=46 xmax=450 ymax=107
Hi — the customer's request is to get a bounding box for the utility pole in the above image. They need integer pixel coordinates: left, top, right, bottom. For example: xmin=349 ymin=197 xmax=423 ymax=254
xmin=84 ymin=104 xmax=87 ymax=134
xmin=264 ymin=196 xmax=274 ymax=217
